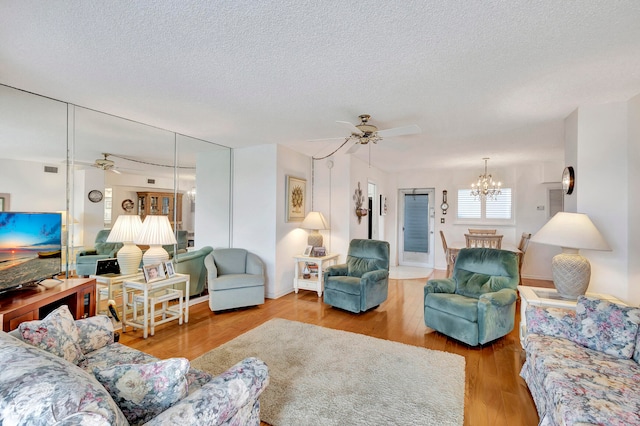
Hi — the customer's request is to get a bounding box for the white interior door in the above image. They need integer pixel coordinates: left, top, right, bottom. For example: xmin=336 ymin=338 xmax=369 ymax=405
xmin=398 ymin=188 xmax=435 ymax=267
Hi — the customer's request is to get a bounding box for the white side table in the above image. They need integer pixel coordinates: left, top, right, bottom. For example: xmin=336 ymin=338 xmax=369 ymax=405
xmin=517 ymin=285 xmax=625 ymax=347
xmin=121 ymin=273 xmax=190 ymax=339
xmin=293 ymin=253 xmax=339 ymax=297
xmin=91 ymin=272 xmax=144 ymax=317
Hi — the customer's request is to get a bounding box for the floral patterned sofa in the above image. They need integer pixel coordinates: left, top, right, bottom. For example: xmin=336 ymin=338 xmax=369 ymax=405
xmin=520 ymin=296 xmax=640 ymax=425
xmin=0 ymin=306 xmax=269 ymax=425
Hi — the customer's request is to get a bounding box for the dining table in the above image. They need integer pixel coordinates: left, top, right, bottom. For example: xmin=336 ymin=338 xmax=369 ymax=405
xmin=446 ymin=242 xmax=523 ymax=278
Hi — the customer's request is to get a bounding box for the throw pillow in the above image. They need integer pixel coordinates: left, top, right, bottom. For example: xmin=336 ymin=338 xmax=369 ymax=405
xmin=18 ymin=304 xmax=84 ymax=364
xmin=575 ymin=296 xmax=640 ymax=359
xmin=93 ymin=358 xmax=190 ymax=425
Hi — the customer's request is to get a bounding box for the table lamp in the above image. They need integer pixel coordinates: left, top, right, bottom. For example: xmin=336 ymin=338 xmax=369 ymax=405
xmin=300 ymin=211 xmax=329 ymax=247
xmin=135 ymin=215 xmax=177 ymax=265
xmin=530 ymin=212 xmax=610 ymax=299
xmin=106 ymin=215 xmax=143 ymax=274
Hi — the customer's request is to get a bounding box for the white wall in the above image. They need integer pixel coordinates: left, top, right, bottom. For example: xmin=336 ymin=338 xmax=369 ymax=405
xmin=196 ymin=150 xmax=231 ymax=249
xmin=628 ymin=93 xmax=640 ymax=304
xmin=563 ymin=110 xmax=579 ymax=213
xmin=574 ymin=102 xmax=630 ymax=302
xmin=0 ymin=159 xmax=66 ymax=212
xmin=74 ymin=168 xmax=105 ymax=247
xmin=233 ymin=144 xmax=279 ymax=298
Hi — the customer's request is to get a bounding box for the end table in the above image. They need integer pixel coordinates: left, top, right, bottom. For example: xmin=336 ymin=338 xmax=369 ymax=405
xmin=293 ymin=253 xmax=339 ymax=297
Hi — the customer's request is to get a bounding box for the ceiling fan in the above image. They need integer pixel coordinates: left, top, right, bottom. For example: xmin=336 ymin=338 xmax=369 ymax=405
xmin=90 ymin=153 xmax=120 ymax=173
xmin=311 ymin=114 xmax=421 ymax=156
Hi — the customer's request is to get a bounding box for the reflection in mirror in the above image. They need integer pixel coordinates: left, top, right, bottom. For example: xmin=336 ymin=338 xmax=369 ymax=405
xmin=0 ymin=85 xmax=68 ymax=211
xmin=176 ymin=134 xmax=231 ymax=249
xmin=72 ymin=106 xmax=176 ymax=252
xmin=0 ymin=84 xmax=70 ymax=271
xmin=0 ymin=85 xmax=233 ymax=284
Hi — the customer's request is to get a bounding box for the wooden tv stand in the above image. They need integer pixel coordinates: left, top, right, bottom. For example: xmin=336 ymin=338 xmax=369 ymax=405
xmin=0 ymin=278 xmax=96 ymax=332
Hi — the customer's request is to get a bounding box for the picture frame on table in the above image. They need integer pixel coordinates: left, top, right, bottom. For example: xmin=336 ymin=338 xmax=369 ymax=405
xmin=143 ymin=263 xmax=166 ymax=283
xmin=303 ymin=245 xmax=313 ymax=256
xmin=312 ymin=246 xmax=326 ymax=257
xmin=286 ymin=175 xmax=306 ymax=222
xmin=164 ymin=260 xmax=176 ymax=277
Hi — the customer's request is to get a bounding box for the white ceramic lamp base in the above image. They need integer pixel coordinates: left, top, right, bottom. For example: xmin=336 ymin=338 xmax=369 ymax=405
xmin=117 ymin=242 xmax=143 ymax=275
xmin=142 ymin=245 xmax=170 ymax=266
xmin=552 ymin=250 xmax=591 ymax=300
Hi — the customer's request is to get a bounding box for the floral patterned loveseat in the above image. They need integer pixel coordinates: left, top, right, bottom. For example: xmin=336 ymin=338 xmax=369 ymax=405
xmin=520 ymin=296 xmax=640 ymax=425
xmin=0 ymin=306 xmax=269 ymax=425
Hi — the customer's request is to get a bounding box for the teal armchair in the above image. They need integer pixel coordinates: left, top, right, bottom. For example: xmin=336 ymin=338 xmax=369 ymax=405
xmin=164 ymin=230 xmax=188 ymax=258
xmin=75 ymin=230 xmax=122 ymax=277
xmin=424 ymin=248 xmax=519 ymax=346
xmin=174 ymin=246 xmax=213 ymax=296
xmin=205 ymin=248 xmax=265 ymax=311
xmin=323 ymin=239 xmax=390 ymax=313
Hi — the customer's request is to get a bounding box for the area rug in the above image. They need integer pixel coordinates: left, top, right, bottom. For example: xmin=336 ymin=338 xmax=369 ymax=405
xmin=191 ymin=318 xmax=465 ymax=426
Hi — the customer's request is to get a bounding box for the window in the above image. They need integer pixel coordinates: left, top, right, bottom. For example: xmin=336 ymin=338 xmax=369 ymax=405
xmin=457 ymin=188 xmax=512 ymax=221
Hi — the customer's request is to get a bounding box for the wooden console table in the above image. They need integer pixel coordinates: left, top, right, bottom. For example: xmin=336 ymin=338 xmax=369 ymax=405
xmin=0 ymin=278 xmax=96 ymax=331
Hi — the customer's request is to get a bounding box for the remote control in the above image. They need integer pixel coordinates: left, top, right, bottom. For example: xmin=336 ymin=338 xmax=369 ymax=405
xmin=107 ymin=300 xmax=120 ymax=322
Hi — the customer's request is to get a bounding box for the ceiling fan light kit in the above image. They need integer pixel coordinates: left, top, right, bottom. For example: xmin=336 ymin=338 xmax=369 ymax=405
xmin=311 ymin=114 xmax=421 ymax=159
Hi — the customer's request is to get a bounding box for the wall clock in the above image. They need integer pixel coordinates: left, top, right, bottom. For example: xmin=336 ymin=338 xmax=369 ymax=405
xmin=441 ymin=190 xmax=449 ymax=214
xmin=562 ymin=166 xmax=575 ymax=195
xmin=88 ymin=189 xmax=103 ymax=203
xmin=121 ymin=199 xmax=135 ymax=212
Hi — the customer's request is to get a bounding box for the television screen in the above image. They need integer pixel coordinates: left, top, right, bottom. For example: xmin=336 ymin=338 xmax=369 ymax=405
xmin=0 ymin=212 xmax=62 ymax=293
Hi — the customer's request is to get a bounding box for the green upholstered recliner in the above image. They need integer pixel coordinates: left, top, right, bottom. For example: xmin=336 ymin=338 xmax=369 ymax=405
xmin=323 ymin=239 xmax=390 ymax=313
xmin=424 ymin=247 xmax=519 ymax=346
xmin=75 ymin=230 xmax=123 ymax=276
xmin=164 ymin=230 xmax=189 ymax=258
xmin=174 ymin=246 xmax=213 ymax=296
xmin=205 ymin=248 xmax=265 ymax=311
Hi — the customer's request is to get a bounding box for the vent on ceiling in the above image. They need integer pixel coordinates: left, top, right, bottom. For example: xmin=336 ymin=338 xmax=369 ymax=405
xmin=44 ymin=166 xmax=58 ymax=174
xmin=147 ymin=179 xmax=156 ymax=184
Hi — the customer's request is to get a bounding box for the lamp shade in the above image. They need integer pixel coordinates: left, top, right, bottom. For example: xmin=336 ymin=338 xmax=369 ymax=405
xmin=135 ymin=215 xmax=177 ymax=265
xmin=530 ymin=212 xmax=610 ymax=251
xmin=531 ymin=212 xmax=610 ymax=300
xmin=300 ymin=211 xmax=329 ymax=248
xmin=106 ymin=215 xmax=143 ymax=243
xmin=106 ymin=215 xmax=143 ymax=275
xmin=300 ymin=212 xmax=330 ymax=231
xmin=135 ymin=215 xmax=177 ymax=245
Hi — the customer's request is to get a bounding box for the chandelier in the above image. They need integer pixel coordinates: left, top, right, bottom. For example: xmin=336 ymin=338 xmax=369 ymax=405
xmin=470 ymin=158 xmax=502 ymax=200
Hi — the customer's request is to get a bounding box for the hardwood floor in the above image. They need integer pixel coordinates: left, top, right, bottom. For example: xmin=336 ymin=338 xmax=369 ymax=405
xmin=119 ymin=270 xmax=548 ymax=426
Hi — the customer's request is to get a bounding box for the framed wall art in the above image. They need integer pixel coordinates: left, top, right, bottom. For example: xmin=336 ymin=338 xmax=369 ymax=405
xmin=286 ymin=175 xmax=306 ymax=222
xmin=380 ymin=194 xmax=388 ymax=216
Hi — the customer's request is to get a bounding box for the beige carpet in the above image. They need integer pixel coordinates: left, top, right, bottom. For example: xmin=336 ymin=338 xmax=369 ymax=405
xmin=191 ymin=318 xmax=465 ymax=426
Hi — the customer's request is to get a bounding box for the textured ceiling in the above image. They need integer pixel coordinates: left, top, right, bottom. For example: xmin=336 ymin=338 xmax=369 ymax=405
xmin=1 ymin=1 xmax=640 ymax=172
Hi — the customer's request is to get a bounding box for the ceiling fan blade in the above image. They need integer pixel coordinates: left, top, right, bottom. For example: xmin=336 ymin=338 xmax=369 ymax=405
xmin=376 ymin=124 xmax=421 ymax=138
xmin=345 ymin=141 xmax=361 ymax=154
xmin=337 ymin=121 xmax=363 ymax=135
xmin=306 ymin=136 xmax=347 ymax=143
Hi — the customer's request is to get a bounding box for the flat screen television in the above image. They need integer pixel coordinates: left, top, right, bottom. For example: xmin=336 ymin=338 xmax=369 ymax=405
xmin=0 ymin=212 xmax=62 ymax=294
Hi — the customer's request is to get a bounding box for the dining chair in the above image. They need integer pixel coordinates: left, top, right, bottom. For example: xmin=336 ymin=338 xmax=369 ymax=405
xmin=465 ymin=233 xmax=503 ymax=249
xmin=439 ymin=231 xmax=454 ymax=278
xmin=517 ymin=232 xmax=532 ymax=284
xmin=468 ymin=228 xmax=497 ymax=235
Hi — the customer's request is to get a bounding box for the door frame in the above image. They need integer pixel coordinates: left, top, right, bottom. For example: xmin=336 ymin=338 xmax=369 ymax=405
xmin=397 ymin=188 xmax=435 ymax=267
